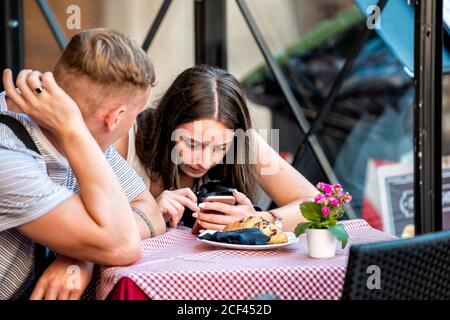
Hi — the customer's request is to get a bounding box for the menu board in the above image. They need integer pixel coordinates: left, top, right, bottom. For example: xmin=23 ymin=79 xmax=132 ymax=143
xmin=377 ymin=161 xmax=450 ymax=237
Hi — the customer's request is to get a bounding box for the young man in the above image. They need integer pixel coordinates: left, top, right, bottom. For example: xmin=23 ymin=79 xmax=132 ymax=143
xmin=0 ymin=28 xmax=167 ymax=300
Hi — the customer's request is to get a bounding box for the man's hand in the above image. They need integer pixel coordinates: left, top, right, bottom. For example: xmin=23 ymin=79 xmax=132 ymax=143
xmin=2 ymin=69 xmax=85 ymax=138
xmin=30 ymin=256 xmax=94 ymax=300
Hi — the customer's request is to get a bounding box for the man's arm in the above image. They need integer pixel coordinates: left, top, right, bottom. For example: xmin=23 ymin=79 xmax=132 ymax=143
xmin=130 ymin=191 xmax=167 ymax=239
xmin=16 ymin=140 xmax=141 ymax=266
xmin=103 ymin=145 xmax=167 ymax=240
xmin=4 ymin=70 xmax=142 ymax=265
xmin=29 ymin=190 xmax=166 ymax=301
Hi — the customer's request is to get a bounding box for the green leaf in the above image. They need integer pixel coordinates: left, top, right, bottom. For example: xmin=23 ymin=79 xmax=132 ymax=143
xmin=330 ymin=206 xmax=340 ymax=218
xmin=294 ymin=222 xmax=314 ymax=236
xmin=328 ymin=224 xmax=349 ymax=249
xmin=299 ymin=202 xmax=322 ymax=222
xmin=334 ymin=207 xmax=346 ymax=220
xmin=319 ymin=221 xmax=330 ymax=229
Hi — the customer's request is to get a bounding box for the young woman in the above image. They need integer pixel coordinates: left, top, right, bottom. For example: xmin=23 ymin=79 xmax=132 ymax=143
xmin=115 ymin=65 xmax=320 ymax=232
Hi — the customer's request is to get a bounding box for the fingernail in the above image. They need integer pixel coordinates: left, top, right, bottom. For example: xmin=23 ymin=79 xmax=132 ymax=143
xmin=192 ymin=212 xmax=198 ymax=218
xmin=199 ymin=203 xmax=206 ymax=208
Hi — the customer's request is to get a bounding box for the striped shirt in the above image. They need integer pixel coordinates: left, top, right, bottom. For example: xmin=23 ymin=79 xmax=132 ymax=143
xmin=0 ymin=92 xmax=147 ymax=299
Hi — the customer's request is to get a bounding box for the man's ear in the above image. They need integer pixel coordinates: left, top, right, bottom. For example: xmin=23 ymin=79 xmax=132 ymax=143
xmin=104 ymin=105 xmax=127 ymax=132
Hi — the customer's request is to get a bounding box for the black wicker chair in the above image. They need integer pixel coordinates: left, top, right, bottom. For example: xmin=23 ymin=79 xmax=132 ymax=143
xmin=342 ymin=229 xmax=450 ymax=299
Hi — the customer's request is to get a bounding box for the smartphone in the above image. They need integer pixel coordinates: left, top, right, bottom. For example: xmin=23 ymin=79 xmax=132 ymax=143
xmin=201 ymin=195 xmax=236 ymax=206
xmin=191 ymin=196 xmax=237 ymax=235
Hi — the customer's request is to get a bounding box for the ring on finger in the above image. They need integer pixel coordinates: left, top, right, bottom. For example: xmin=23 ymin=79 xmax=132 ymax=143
xmin=34 ymin=86 xmax=44 ymax=95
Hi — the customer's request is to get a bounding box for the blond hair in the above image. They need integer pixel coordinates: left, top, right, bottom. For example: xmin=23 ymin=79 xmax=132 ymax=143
xmin=54 ymin=28 xmax=155 ymax=113
xmin=55 ymin=28 xmax=155 ymax=88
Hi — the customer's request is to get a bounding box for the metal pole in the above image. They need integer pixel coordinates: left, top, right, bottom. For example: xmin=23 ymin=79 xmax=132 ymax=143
xmin=414 ymin=0 xmax=443 ymax=234
xmin=195 ymin=0 xmax=227 ymax=69
xmin=0 ymin=0 xmax=24 ymax=90
xmin=142 ymin=0 xmax=172 ymax=52
xmin=36 ymin=0 xmax=67 ymax=51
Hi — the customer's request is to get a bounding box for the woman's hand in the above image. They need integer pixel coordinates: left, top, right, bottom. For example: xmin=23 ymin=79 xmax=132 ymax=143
xmin=194 ymin=191 xmax=257 ymax=231
xmin=156 ymin=188 xmax=200 ymax=228
xmin=2 ymin=69 xmax=85 ymax=138
xmin=30 ymin=256 xmax=94 ymax=300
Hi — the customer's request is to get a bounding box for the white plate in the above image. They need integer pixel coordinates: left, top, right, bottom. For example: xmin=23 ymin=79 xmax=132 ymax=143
xmin=196 ymin=230 xmax=299 ymax=250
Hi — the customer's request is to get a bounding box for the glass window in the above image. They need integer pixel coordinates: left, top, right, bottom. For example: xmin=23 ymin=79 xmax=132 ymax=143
xmin=230 ymin=0 xmax=415 ymax=237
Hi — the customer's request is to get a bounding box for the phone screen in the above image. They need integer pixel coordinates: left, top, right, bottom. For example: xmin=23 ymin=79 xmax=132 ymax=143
xmin=202 ymin=196 xmax=236 ymax=206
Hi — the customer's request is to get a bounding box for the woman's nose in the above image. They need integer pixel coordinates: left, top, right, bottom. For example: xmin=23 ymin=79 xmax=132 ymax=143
xmin=197 ymin=148 xmax=214 ymax=169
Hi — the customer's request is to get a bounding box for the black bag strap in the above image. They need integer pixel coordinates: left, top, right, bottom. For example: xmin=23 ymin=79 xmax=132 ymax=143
xmin=0 ymin=114 xmax=48 ymax=281
xmin=0 ymin=115 xmax=40 ymax=154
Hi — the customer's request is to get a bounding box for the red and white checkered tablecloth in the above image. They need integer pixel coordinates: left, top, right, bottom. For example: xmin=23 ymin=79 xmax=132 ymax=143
xmin=97 ymin=219 xmax=396 ymax=300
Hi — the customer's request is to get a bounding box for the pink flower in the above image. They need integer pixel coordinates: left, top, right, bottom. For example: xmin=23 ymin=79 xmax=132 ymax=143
xmin=314 ymin=194 xmax=325 ymax=204
xmin=321 ymin=207 xmax=331 ymax=216
xmin=313 ymin=182 xmax=352 ymax=207
xmin=316 ymin=182 xmax=325 ymax=191
xmin=330 ymin=199 xmax=340 ymax=207
xmin=344 ymin=194 xmax=353 ymax=204
xmin=333 ymin=183 xmax=342 ymax=189
xmin=316 ymin=182 xmax=333 ymax=193
xmin=323 ymin=184 xmax=333 ymax=194
xmin=333 ymin=184 xmax=343 ymax=194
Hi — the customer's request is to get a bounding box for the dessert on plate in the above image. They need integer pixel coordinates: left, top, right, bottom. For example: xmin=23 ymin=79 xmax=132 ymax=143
xmin=223 ymin=216 xmax=288 ymax=244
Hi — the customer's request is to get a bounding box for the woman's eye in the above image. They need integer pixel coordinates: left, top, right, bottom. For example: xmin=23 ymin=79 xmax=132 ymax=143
xmin=184 ymin=139 xmax=201 ymax=149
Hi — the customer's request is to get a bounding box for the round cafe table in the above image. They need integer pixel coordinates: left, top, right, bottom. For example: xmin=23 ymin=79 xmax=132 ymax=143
xmin=98 ymin=219 xmax=396 ymax=300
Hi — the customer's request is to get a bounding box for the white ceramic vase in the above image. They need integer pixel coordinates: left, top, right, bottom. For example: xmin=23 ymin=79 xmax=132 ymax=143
xmin=306 ymin=228 xmax=337 ymax=258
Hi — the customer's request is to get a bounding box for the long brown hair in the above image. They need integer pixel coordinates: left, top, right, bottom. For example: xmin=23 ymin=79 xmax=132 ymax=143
xmin=135 ymin=65 xmax=259 ymax=201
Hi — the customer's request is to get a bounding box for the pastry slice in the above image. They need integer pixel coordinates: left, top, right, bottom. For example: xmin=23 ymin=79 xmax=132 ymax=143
xmin=224 ymin=216 xmax=288 ymax=244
